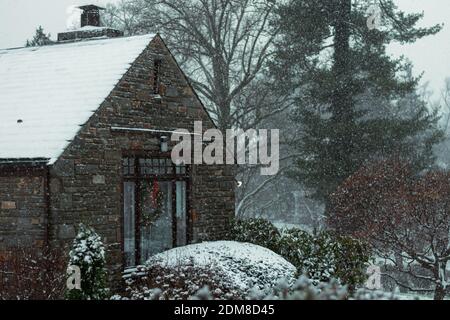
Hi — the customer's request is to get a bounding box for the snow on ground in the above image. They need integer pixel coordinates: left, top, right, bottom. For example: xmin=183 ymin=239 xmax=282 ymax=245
xmin=145 ymin=241 xmax=297 ymax=293
xmin=392 ymin=292 xmax=430 ymax=300
xmin=388 ymin=291 xmax=449 ymax=300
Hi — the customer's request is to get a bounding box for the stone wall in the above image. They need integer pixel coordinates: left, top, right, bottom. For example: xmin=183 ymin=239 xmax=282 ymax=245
xmin=191 ymin=164 xmax=235 ymax=241
xmin=48 ymin=36 xmax=235 ymax=279
xmin=0 ymin=167 xmax=47 ymax=251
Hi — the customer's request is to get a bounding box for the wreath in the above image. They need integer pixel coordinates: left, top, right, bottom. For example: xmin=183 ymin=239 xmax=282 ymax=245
xmin=141 ymin=180 xmax=164 ymax=227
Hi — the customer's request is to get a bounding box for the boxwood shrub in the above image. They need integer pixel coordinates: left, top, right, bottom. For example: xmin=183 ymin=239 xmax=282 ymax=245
xmin=229 ymin=218 xmax=371 ymax=289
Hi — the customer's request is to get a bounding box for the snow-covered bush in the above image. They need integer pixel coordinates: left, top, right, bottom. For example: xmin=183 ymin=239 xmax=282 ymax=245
xmin=65 ymin=224 xmax=108 ymax=300
xmin=278 ymin=229 xmax=370 ymax=289
xmin=334 ymin=234 xmax=371 ymax=289
xmin=227 ymin=276 xmax=395 ymax=300
xmin=120 ymin=264 xmax=243 ymax=300
xmin=243 ymin=276 xmax=349 ymax=300
xmin=277 ymin=229 xmax=336 ymax=285
xmin=229 ymin=218 xmax=370 ymax=289
xmin=228 ymin=218 xmax=280 ymax=252
xmin=115 ymin=273 xmax=397 ymax=300
xmin=117 ymin=241 xmax=296 ymax=300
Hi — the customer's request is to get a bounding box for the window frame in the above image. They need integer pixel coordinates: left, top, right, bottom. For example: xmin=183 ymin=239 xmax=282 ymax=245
xmin=121 ymin=153 xmax=191 ymax=267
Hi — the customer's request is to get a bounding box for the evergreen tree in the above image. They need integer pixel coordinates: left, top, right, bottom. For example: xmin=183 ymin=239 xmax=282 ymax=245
xmin=25 ymin=26 xmax=54 ymax=47
xmin=272 ymin=0 xmax=443 ymax=205
xmin=66 ymin=224 xmax=108 ymax=300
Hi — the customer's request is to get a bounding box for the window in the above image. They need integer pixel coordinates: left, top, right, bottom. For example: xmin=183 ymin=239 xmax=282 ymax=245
xmin=122 ymin=156 xmax=189 ymax=267
xmin=123 ymin=181 xmax=136 ymax=266
xmin=153 ymin=59 xmax=162 ymax=94
xmin=122 ymin=157 xmax=134 ymax=176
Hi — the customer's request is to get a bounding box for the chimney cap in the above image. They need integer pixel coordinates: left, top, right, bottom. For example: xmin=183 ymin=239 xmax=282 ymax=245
xmin=78 ymin=4 xmax=105 ymax=11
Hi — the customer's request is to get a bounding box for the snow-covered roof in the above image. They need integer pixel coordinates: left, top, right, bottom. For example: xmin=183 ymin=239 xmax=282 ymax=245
xmin=0 ymin=34 xmax=155 ymax=164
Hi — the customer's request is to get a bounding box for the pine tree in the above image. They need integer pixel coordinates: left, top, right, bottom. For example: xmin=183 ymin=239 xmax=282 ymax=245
xmin=25 ymin=26 xmax=54 ymax=47
xmin=272 ymin=0 xmax=443 ymax=205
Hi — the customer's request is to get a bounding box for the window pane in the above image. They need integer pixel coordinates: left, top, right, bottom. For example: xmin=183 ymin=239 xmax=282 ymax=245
xmin=176 ymin=181 xmax=187 ymax=246
xmin=151 ymin=159 xmax=158 ymax=174
xmin=129 ymin=158 xmax=135 ymax=175
xmin=139 ymin=158 xmax=145 ymax=175
xmin=167 ymin=159 xmax=173 ymax=174
xmin=140 ymin=181 xmax=173 ymax=262
xmin=176 ymin=165 xmax=186 ymax=175
xmin=160 ymin=159 xmax=166 ymax=174
xmin=123 ymin=182 xmax=136 ymax=267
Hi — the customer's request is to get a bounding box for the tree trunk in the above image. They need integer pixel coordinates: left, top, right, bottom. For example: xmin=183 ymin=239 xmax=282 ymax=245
xmin=434 ymin=284 xmax=446 ymax=300
xmin=292 ymin=191 xmax=301 ymax=219
xmin=330 ymin=0 xmax=354 ymax=178
xmin=433 ymin=263 xmax=448 ymax=300
xmin=212 ymin=52 xmax=231 ymax=131
xmin=323 ymin=0 xmax=356 ymax=213
xmin=394 ymin=252 xmax=407 ymax=293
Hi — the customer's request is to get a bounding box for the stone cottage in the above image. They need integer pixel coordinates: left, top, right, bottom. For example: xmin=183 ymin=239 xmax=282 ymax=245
xmin=0 ymin=5 xmax=235 ymax=275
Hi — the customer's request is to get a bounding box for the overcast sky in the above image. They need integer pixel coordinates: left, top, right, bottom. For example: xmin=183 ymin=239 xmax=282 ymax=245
xmin=0 ymin=0 xmax=449 ymax=98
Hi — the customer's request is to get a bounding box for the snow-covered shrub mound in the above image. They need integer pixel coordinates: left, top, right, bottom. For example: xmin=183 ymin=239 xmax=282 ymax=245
xmin=148 ymin=241 xmax=296 ymax=291
xmin=120 ymin=241 xmax=296 ymax=300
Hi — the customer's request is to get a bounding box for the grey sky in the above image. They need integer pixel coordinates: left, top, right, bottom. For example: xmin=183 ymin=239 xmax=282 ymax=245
xmin=388 ymin=0 xmax=450 ymax=100
xmin=0 ymin=0 xmax=449 ymax=98
xmin=0 ymin=0 xmax=119 ymax=49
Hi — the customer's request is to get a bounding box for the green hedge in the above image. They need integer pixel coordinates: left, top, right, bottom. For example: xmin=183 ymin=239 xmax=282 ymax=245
xmin=229 ymin=218 xmax=280 ymax=252
xmin=228 ymin=218 xmax=370 ymax=289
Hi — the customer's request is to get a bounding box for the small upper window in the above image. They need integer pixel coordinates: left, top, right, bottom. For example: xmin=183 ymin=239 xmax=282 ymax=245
xmin=153 ymin=59 xmax=162 ymax=94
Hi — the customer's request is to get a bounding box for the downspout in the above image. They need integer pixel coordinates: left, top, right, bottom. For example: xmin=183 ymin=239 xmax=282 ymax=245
xmin=44 ymin=165 xmax=51 ymax=247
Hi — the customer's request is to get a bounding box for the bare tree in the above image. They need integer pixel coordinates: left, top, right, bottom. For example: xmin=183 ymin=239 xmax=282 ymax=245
xmin=236 ymin=164 xmax=286 ymax=217
xmin=440 ymin=78 xmax=450 ymax=132
xmin=431 ymin=78 xmax=450 ymax=170
xmin=103 ymin=0 xmax=144 ymax=36
xmin=106 ymin=0 xmax=286 ymax=131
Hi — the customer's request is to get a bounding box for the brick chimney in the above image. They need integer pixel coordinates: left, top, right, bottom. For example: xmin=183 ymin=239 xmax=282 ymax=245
xmin=79 ymin=4 xmax=103 ymax=27
xmin=57 ymin=4 xmax=124 ymax=42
